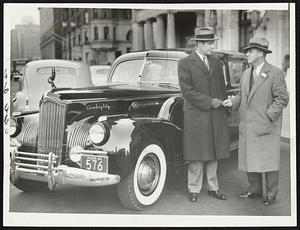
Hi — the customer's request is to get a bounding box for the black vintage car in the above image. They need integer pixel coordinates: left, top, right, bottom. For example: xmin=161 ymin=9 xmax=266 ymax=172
xmin=10 ymin=49 xmax=248 ymax=210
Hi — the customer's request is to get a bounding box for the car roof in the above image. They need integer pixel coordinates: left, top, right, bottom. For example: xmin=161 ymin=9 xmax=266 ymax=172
xmin=114 ymin=49 xmax=247 ymax=62
xmin=25 ymin=59 xmax=90 ymax=69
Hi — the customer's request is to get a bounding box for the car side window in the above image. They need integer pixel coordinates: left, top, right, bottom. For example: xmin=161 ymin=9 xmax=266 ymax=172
xmin=141 ymin=59 xmax=166 ymax=82
xmin=110 ymin=59 xmax=144 ymax=85
xmin=228 ymin=61 xmax=247 ymax=86
xmin=163 ymin=60 xmax=179 ymax=83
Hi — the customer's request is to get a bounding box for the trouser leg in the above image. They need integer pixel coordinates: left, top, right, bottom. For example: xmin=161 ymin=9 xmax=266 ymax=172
xmin=205 ymin=160 xmax=219 ymax=191
xmin=247 ymin=172 xmax=263 ymax=194
xmin=188 ymin=161 xmax=204 ymax=193
xmin=265 ymin=170 xmax=279 ymax=197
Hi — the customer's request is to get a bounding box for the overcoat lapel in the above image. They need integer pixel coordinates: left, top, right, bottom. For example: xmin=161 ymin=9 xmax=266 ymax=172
xmin=243 ymin=68 xmax=252 ymax=99
xmin=247 ymin=62 xmax=271 ymax=103
xmin=190 ymin=51 xmax=210 ymax=76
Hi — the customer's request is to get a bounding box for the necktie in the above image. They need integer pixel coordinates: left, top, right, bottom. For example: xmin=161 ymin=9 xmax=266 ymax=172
xmin=250 ymin=66 xmax=257 ymax=90
xmin=203 ymin=56 xmax=209 ymax=70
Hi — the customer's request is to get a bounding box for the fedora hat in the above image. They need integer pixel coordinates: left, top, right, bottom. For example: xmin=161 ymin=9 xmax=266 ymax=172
xmin=191 ymin=27 xmax=219 ymax=41
xmin=243 ymin=37 xmax=272 ymax=54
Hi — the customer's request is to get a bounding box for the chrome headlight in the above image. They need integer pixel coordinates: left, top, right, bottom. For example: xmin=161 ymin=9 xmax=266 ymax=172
xmin=69 ymin=146 xmax=83 ymax=163
xmin=88 ymin=123 xmax=109 ymax=146
xmin=10 ymin=118 xmax=22 ymax=137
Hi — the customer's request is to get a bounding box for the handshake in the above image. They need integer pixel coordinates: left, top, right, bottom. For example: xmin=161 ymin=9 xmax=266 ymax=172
xmin=211 ymin=98 xmax=233 ymax=109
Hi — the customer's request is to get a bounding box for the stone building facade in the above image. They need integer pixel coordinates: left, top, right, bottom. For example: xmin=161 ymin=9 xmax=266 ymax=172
xmin=39 ymin=8 xmax=64 ymax=59
xmin=60 ymin=8 xmax=132 ymax=65
xmin=131 ymin=9 xmax=289 ymax=69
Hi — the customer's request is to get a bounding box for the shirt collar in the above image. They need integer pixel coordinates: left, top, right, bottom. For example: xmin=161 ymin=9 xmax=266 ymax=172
xmin=196 ymin=50 xmax=206 ymax=60
xmin=254 ymin=61 xmax=265 ymax=75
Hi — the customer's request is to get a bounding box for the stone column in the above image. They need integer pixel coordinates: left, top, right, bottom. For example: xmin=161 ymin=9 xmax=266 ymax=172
xmin=196 ymin=11 xmax=205 ymax=27
xmin=144 ymin=19 xmax=154 ymax=50
xmin=137 ymin=22 xmax=145 ymax=50
xmin=204 ymin=10 xmax=211 ymax=27
xmin=156 ymin=15 xmax=165 ymax=49
xmin=132 ymin=23 xmax=139 ymax=51
xmin=167 ymin=12 xmax=176 ymax=48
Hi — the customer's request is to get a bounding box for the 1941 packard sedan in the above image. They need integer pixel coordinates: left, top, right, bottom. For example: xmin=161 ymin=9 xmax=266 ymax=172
xmin=10 ymin=49 xmax=247 ymax=210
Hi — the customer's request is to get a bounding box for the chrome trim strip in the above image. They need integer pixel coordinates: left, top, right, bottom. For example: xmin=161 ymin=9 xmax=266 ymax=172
xmin=15 ymin=156 xmax=56 ymax=163
xmin=17 ymin=151 xmax=58 ymax=158
xmin=16 ymin=162 xmax=49 ymax=169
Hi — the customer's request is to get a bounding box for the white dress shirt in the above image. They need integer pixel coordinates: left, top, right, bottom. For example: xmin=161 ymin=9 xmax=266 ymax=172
xmin=196 ymin=50 xmax=209 ymax=70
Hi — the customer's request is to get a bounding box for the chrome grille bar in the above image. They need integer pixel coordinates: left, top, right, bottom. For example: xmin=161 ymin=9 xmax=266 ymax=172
xmin=15 ymin=156 xmax=56 ymax=163
xmin=16 ymin=151 xmax=58 ymax=158
xmin=38 ymin=98 xmax=67 ymax=166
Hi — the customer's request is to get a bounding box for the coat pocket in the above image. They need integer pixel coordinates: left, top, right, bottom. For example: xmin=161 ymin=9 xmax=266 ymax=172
xmin=254 ymin=121 xmax=274 ymax=137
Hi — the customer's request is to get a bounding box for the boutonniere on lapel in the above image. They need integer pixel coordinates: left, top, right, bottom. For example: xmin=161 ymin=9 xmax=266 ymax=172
xmin=261 ymin=72 xmax=268 ymax=78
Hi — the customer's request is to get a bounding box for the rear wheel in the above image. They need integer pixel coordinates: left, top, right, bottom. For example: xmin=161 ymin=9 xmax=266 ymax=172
xmin=117 ymin=139 xmax=167 ymax=210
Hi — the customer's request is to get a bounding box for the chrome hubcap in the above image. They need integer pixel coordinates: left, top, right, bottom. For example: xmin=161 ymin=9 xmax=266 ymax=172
xmin=137 ymin=153 xmax=160 ymax=196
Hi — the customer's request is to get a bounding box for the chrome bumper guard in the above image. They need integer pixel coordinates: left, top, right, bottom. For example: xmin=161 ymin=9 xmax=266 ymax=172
xmin=10 ymin=147 xmax=121 ymax=190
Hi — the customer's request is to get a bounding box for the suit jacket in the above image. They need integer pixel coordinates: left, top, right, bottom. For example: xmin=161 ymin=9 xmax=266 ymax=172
xmin=231 ymin=62 xmax=289 ymax=172
xmin=178 ymin=50 xmax=230 ymax=161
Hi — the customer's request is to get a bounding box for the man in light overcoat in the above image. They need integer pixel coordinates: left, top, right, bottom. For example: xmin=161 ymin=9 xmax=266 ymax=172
xmin=223 ymin=37 xmax=289 ymax=206
xmin=178 ymin=27 xmax=230 ymax=202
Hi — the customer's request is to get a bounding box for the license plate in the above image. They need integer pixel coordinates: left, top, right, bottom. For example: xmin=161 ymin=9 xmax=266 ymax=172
xmin=81 ymin=155 xmax=108 ymax=173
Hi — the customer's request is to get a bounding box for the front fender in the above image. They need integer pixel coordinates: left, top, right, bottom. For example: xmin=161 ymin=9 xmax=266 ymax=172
xmin=102 ymin=117 xmax=183 ymax=179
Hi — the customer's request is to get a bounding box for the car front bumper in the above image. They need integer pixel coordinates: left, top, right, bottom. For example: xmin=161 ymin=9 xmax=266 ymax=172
xmin=10 ymin=147 xmax=121 ymax=190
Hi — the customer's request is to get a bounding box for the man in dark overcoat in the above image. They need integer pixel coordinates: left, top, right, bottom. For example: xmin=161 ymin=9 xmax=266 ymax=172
xmin=178 ymin=27 xmax=230 ymax=202
xmin=223 ymin=37 xmax=289 ymax=206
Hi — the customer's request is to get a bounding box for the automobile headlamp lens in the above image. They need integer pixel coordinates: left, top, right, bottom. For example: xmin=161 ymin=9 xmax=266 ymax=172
xmin=89 ymin=123 xmax=106 ymax=145
xmin=10 ymin=119 xmax=17 ymax=137
xmin=69 ymin=146 xmax=83 ymax=162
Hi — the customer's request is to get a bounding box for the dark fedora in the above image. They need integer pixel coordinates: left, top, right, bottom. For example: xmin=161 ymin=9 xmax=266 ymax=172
xmin=191 ymin=27 xmax=219 ymax=41
xmin=243 ymin=37 xmax=272 ymax=54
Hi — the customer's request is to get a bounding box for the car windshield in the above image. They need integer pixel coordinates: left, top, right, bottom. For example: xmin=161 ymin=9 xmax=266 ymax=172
xmin=110 ymin=59 xmax=144 ymax=85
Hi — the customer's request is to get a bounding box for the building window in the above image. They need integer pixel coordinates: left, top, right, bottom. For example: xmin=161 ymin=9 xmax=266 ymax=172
xmin=78 ymin=34 xmax=81 ymax=44
xmin=113 ymin=27 xmax=116 ymax=41
xmin=93 ymin=9 xmax=98 ymax=19
xmin=73 ymin=36 xmax=76 ymax=46
xmin=84 ymin=31 xmax=89 ymax=43
xmin=94 ymin=26 xmax=99 ymax=40
xmin=103 ymin=10 xmax=109 ymax=18
xmin=85 ymin=52 xmax=89 ymax=64
xmin=115 ymin=50 xmax=122 ymax=59
xmin=84 ymin=11 xmax=89 ymax=24
xmin=112 ymin=10 xmax=118 ymax=19
xmin=126 ymin=47 xmax=131 ymax=53
xmin=124 ymin=10 xmax=131 ymax=19
xmin=126 ymin=30 xmax=132 ymax=41
xmin=104 ymin=26 xmax=109 ymax=40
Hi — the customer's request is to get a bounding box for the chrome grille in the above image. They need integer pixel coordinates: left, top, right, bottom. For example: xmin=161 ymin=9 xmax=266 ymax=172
xmin=37 ymin=98 xmax=67 ymax=166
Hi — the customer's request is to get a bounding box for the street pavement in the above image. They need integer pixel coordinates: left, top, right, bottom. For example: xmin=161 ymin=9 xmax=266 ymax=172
xmin=9 ymin=141 xmax=291 ymax=216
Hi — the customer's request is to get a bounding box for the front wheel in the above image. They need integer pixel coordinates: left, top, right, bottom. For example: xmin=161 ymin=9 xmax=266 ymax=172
xmin=117 ymin=140 xmax=167 ymax=210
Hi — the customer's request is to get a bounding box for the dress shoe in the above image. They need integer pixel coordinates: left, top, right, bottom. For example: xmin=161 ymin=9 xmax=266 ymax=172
xmin=238 ymin=191 xmax=262 ymax=199
xmin=208 ymin=190 xmax=227 ymax=200
xmin=189 ymin=193 xmax=198 ymax=202
xmin=264 ymin=196 xmax=276 ymax=206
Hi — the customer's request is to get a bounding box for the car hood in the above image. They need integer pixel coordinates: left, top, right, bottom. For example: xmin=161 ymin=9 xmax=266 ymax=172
xmin=50 ymin=83 xmax=180 ymax=101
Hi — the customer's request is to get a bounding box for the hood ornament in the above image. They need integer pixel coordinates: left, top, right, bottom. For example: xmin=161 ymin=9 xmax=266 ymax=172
xmin=48 ymin=67 xmax=56 ymax=89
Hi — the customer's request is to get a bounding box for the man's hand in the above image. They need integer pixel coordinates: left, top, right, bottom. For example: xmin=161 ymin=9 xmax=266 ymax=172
xmin=211 ymin=98 xmax=223 ymax=109
xmin=223 ymin=98 xmax=232 ymax=107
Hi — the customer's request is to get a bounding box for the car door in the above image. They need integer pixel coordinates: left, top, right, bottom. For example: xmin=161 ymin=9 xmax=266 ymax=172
xmin=224 ymin=58 xmax=248 ymax=150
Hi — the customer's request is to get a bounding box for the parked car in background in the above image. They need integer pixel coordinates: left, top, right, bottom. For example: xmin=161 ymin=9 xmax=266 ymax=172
xmin=90 ymin=65 xmax=110 ymax=86
xmin=10 ymin=49 xmax=248 ymax=210
xmin=12 ymin=59 xmax=93 ymax=112
xmin=10 ymin=59 xmax=93 ymax=143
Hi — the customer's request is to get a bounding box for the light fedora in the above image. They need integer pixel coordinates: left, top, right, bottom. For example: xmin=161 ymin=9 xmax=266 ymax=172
xmin=191 ymin=27 xmax=219 ymax=41
xmin=243 ymin=37 xmax=272 ymax=54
